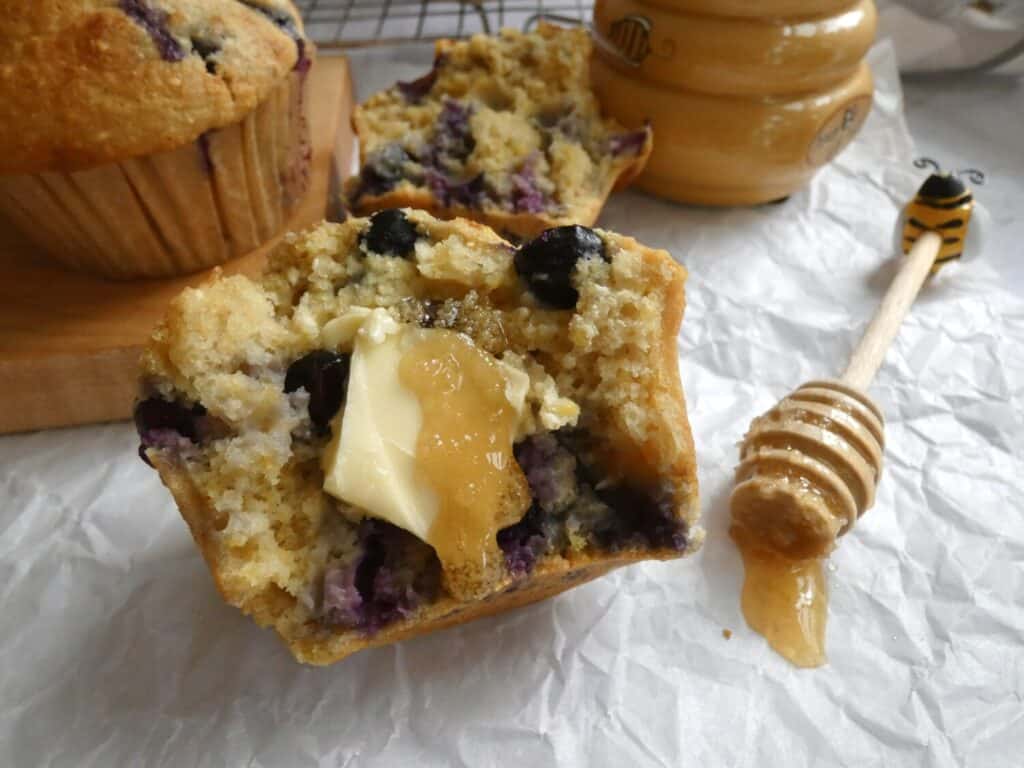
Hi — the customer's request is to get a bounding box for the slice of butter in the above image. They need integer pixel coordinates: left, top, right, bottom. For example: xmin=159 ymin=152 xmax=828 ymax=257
xmin=322 ymin=310 xmax=438 ymax=541
xmin=320 ymin=307 xmax=373 ymax=350
xmin=322 ymin=311 xmax=530 ymax=544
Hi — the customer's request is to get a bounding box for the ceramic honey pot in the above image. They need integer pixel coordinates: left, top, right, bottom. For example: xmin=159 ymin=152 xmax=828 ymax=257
xmin=590 ymin=0 xmax=878 ymax=205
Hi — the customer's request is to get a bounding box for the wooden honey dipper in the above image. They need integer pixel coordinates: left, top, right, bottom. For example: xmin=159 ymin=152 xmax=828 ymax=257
xmin=729 ymin=171 xmax=977 ymax=666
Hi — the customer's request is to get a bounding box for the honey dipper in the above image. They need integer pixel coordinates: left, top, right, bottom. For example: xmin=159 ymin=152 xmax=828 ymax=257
xmin=728 ymin=171 xmax=977 ymax=667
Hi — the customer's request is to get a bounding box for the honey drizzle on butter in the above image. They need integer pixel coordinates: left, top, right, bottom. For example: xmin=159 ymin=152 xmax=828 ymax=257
xmin=398 ymin=330 xmax=523 ymax=601
xmin=737 ymin=542 xmax=828 ymax=668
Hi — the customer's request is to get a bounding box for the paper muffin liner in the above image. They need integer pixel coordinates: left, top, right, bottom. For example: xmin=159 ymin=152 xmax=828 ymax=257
xmin=0 ymin=71 xmax=311 ymax=280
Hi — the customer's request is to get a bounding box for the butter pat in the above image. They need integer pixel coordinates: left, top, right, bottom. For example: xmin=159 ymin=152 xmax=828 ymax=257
xmin=322 ymin=311 xmax=438 ymax=541
xmin=322 ymin=312 xmax=530 ymax=546
xmin=320 ymin=307 xmax=373 ymax=350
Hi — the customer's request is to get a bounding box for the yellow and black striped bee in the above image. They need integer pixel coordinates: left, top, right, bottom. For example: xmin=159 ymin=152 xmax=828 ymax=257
xmin=607 ymin=15 xmax=652 ymax=65
xmin=903 ymin=164 xmax=979 ymax=272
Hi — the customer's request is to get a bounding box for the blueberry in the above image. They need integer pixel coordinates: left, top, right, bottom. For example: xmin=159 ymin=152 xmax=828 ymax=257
xmin=597 ymin=484 xmax=688 ymax=552
xmin=355 ymin=144 xmax=416 ymax=199
xmin=190 ymin=37 xmax=221 ymax=74
xmin=134 ymin=397 xmax=206 ymax=442
xmin=284 ymin=350 xmax=351 ymax=433
xmin=514 ymin=226 xmax=608 ymax=308
xmin=119 ymin=0 xmax=185 ymax=62
xmin=235 ymin=0 xmax=307 ymax=71
xmin=362 ymin=210 xmax=419 ymax=258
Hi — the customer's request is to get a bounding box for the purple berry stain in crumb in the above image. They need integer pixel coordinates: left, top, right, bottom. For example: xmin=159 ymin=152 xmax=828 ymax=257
xmin=284 ymin=350 xmax=351 ymax=434
xmin=514 ymin=434 xmax=566 ymax=510
xmin=355 ymin=144 xmax=416 ymax=199
xmin=119 ymin=0 xmax=185 ymax=62
xmin=429 ymin=99 xmax=475 ymax=166
xmin=497 ymin=506 xmax=547 ymax=577
xmin=420 ymin=100 xmax=481 ymax=207
xmin=425 ymin=169 xmax=486 ymax=209
xmin=396 ymin=56 xmax=445 ymax=104
xmin=322 ymin=520 xmax=439 ymax=633
xmin=134 ymin=397 xmax=209 ymax=465
xmin=608 ymin=123 xmax=652 ymax=156
xmin=510 ymin=153 xmax=547 ymax=214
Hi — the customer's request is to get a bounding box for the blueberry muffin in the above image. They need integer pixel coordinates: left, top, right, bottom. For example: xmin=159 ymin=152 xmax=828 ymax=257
xmin=345 ymin=24 xmax=653 ymax=241
xmin=136 ymin=209 xmax=700 ymax=665
xmin=0 ymin=0 xmax=312 ymax=279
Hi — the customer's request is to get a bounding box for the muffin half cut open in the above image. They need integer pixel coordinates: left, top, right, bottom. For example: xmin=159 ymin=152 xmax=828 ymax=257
xmin=346 ymin=24 xmax=652 ymax=241
xmin=137 ymin=209 xmax=700 ymax=665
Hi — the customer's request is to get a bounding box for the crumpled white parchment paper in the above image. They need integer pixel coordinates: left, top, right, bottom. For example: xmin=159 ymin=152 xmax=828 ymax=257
xmin=1 ymin=43 xmax=1022 ymax=767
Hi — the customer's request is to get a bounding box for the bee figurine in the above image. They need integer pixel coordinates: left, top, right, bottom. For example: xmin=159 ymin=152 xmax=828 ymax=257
xmin=903 ymin=160 xmax=982 ymax=273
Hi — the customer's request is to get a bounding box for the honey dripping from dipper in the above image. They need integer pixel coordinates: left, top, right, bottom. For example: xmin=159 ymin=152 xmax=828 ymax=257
xmin=730 ymin=379 xmax=884 ymax=668
xmin=728 ymin=167 xmax=978 ymax=668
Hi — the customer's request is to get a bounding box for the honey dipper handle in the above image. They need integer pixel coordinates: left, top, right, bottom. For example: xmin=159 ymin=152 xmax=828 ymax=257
xmin=841 ymin=231 xmax=943 ymax=390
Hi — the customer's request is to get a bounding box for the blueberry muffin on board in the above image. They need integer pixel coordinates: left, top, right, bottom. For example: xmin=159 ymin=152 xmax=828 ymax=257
xmin=135 ymin=209 xmax=700 ymax=665
xmin=345 ymin=24 xmax=653 ymax=241
xmin=0 ymin=0 xmax=312 ymax=279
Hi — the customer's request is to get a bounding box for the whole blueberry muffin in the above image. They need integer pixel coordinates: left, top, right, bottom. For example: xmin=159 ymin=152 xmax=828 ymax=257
xmin=0 ymin=0 xmax=312 ymax=279
xmin=136 ymin=209 xmax=700 ymax=665
xmin=345 ymin=24 xmax=653 ymax=241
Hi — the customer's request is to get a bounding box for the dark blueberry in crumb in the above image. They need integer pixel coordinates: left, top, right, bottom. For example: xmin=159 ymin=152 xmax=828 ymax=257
xmin=497 ymin=505 xmax=548 ymax=577
xmin=119 ymin=0 xmax=185 ymax=62
xmin=356 ymin=144 xmax=416 ymax=199
xmin=322 ymin=519 xmax=441 ymax=633
xmin=597 ymin=485 xmax=688 ymax=552
xmin=284 ymin=350 xmax=351 ymax=433
xmin=134 ymin=397 xmax=206 ymax=442
xmin=362 ymin=209 xmax=419 ymax=258
xmin=236 ymin=0 xmax=307 ymax=71
xmin=396 ymin=56 xmax=445 ymax=103
xmin=190 ymin=37 xmax=221 ymax=74
xmin=514 ymin=225 xmax=608 ymax=308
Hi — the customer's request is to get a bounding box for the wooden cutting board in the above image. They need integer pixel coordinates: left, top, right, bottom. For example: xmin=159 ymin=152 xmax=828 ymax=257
xmin=0 ymin=56 xmax=355 ymax=435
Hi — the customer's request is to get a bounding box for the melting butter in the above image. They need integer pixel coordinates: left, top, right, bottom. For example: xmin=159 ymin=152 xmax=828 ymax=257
xmin=399 ymin=330 xmax=528 ymax=600
xmin=737 ymin=540 xmax=827 ymax=668
xmin=322 ymin=311 xmax=529 ymax=600
xmin=322 ymin=311 xmax=437 ymax=540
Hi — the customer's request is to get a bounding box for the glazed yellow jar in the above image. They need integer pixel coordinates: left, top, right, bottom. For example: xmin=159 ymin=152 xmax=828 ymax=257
xmin=591 ymin=0 xmax=877 ymax=205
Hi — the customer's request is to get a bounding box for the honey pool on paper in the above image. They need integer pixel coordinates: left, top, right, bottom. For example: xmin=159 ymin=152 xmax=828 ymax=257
xmin=738 ymin=544 xmax=827 ymax=668
xmin=399 ymin=330 xmax=523 ymax=601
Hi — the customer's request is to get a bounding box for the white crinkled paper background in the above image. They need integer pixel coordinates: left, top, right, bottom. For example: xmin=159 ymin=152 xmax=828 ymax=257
xmin=1 ymin=44 xmax=1022 ymax=767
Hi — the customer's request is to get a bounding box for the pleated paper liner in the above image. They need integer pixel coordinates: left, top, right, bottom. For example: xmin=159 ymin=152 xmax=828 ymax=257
xmin=0 ymin=69 xmax=310 ymax=280
xmin=0 ymin=56 xmax=354 ymax=434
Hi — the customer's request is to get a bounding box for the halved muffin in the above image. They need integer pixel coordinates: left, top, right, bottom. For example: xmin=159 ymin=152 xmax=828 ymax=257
xmin=345 ymin=24 xmax=652 ymax=241
xmin=136 ymin=209 xmax=699 ymax=665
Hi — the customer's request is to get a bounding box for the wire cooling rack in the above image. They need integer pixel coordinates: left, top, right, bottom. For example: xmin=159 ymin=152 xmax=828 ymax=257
xmin=295 ymin=1 xmax=592 ymax=48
